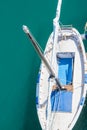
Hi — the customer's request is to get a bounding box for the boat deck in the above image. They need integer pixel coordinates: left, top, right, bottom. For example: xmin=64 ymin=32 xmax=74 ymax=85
xmin=36 ymin=28 xmax=86 ymax=130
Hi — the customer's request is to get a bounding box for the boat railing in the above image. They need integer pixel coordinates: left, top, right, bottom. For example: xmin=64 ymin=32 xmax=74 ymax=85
xmin=60 ymin=24 xmax=73 ymax=30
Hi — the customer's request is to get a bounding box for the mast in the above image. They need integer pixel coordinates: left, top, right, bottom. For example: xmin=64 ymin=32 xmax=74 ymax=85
xmin=22 ymin=25 xmax=55 ymax=76
xmin=22 ymin=25 xmax=62 ymax=89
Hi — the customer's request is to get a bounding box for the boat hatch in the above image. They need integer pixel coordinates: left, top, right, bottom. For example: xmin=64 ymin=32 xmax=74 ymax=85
xmin=51 ymin=52 xmax=75 ymax=112
xmin=57 ymin=52 xmax=75 ymax=85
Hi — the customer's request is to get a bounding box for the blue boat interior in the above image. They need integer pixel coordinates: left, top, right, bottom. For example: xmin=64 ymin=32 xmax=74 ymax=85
xmin=51 ymin=53 xmax=74 ymax=112
xmin=58 ymin=58 xmax=73 ymax=85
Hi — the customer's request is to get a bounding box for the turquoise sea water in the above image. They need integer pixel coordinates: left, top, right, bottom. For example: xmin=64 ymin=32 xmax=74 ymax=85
xmin=0 ymin=0 xmax=87 ymax=130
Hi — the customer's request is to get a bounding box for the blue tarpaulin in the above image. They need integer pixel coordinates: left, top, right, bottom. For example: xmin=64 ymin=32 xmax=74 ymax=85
xmin=51 ymin=90 xmax=72 ymax=112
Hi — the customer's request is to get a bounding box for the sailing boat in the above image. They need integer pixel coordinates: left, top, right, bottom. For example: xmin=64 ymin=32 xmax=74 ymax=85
xmin=23 ymin=0 xmax=87 ymax=130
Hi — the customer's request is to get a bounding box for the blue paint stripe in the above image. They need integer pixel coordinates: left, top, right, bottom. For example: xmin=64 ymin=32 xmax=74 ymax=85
xmin=36 ymin=97 xmax=38 ymax=105
xmin=37 ymin=73 xmax=40 ymax=83
xmin=80 ymin=97 xmax=85 ymax=106
xmin=84 ymin=74 xmax=87 ymax=84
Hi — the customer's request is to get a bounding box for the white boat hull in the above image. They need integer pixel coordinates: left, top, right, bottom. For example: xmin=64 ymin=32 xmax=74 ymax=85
xmin=36 ymin=27 xmax=87 ymax=130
